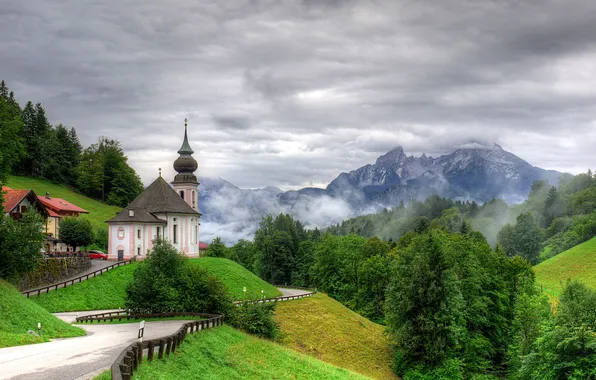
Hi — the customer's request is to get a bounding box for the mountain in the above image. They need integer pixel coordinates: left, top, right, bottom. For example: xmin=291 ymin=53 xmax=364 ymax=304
xmin=199 ymin=143 xmax=563 ymax=243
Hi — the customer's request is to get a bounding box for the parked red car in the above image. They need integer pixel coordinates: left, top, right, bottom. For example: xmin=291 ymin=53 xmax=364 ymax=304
xmin=88 ymin=250 xmax=108 ymax=260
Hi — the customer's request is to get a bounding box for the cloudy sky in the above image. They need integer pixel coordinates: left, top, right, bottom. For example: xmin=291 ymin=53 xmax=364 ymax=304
xmin=2 ymin=0 xmax=596 ymax=189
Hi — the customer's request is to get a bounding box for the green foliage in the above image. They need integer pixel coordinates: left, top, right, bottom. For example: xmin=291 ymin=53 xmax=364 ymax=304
xmin=76 ymin=137 xmax=143 ymax=207
xmin=58 ymin=217 xmax=93 ymax=248
xmin=0 ymin=81 xmax=24 ymax=189
xmin=228 ymin=302 xmax=280 ymax=339
xmin=0 ymin=210 xmax=44 ymax=280
xmin=517 ymin=281 xmax=596 ymax=379
xmin=385 ymin=230 xmax=522 ymax=377
xmin=0 ymin=279 xmax=85 ymax=348
xmin=498 ymin=213 xmax=542 ymax=264
xmin=203 ymin=236 xmax=228 ymax=257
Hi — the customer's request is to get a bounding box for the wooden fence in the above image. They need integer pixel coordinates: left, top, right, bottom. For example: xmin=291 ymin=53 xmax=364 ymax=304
xmin=21 ymin=259 xmax=134 ymax=298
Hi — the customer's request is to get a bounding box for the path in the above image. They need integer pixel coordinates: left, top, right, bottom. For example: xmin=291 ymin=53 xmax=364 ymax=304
xmin=22 ymin=260 xmax=115 ymax=295
xmin=0 ymin=287 xmax=313 ymax=380
xmin=0 ymin=310 xmax=196 ymax=380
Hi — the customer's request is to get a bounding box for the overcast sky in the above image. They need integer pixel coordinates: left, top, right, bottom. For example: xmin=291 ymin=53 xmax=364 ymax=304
xmin=2 ymin=0 xmax=595 ymax=189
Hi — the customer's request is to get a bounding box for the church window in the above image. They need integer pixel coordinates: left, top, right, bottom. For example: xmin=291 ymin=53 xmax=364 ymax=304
xmin=129 ymin=210 xmax=134 ymax=217
xmin=118 ymin=227 xmax=125 ymax=240
xmin=194 ymin=226 xmax=198 ymax=244
xmin=137 ymin=229 xmax=141 ymax=239
xmin=137 ymin=246 xmax=141 ymax=256
xmin=173 ymin=225 xmax=178 ymax=244
xmin=180 ymin=190 xmax=185 ymax=199
xmin=156 ymin=226 xmax=161 ymax=238
xmin=192 ymin=191 xmax=196 ymax=208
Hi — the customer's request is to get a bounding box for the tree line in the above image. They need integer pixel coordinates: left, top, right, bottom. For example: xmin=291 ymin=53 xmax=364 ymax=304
xmin=207 ymin=212 xmax=596 ymax=379
xmin=0 ymin=80 xmax=143 ymax=208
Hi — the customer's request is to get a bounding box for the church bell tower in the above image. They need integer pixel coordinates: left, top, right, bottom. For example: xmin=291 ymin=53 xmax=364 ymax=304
xmin=172 ymin=118 xmax=199 ymax=211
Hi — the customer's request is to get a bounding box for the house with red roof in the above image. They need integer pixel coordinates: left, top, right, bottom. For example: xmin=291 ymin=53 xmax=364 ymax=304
xmin=37 ymin=192 xmax=89 ymax=252
xmin=2 ymin=186 xmax=89 ymax=252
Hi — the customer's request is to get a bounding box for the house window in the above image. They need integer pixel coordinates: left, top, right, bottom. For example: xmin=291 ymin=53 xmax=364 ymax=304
xmin=173 ymin=224 xmax=178 ymax=244
xmin=180 ymin=190 xmax=185 ymax=199
xmin=118 ymin=227 xmax=125 ymax=240
xmin=20 ymin=205 xmax=28 ymax=213
xmin=137 ymin=229 xmax=141 ymax=239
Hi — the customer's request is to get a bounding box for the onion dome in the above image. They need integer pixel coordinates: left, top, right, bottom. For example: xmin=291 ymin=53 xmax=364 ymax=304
xmin=172 ymin=119 xmax=199 ymax=184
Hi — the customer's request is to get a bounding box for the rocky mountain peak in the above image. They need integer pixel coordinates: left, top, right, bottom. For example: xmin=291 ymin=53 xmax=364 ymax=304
xmin=374 ymin=146 xmax=407 ymax=166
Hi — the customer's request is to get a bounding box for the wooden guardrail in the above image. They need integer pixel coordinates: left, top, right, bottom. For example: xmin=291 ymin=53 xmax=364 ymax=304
xmin=22 ymin=260 xmax=134 ymax=298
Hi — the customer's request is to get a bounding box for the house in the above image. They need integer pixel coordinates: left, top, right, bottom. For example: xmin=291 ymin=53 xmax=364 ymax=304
xmin=199 ymin=241 xmax=209 ymax=254
xmin=106 ymin=119 xmax=201 ymax=261
xmin=2 ymin=186 xmax=48 ymax=220
xmin=2 ymin=186 xmax=89 ymax=252
xmin=37 ymin=193 xmax=89 ymax=252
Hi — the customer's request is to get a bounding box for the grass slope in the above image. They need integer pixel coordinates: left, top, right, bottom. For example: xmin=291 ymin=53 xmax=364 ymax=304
xmin=6 ymin=175 xmax=121 ymax=230
xmin=274 ymin=293 xmax=397 ymax=380
xmin=129 ymin=325 xmax=369 ymax=380
xmin=0 ymin=280 xmax=85 ymax=347
xmin=189 ymin=258 xmax=281 ymax=300
xmin=33 ymin=258 xmax=280 ymax=312
xmin=535 ymin=237 xmax=596 ymax=298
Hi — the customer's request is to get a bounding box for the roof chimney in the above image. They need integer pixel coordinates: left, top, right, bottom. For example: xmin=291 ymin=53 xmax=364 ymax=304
xmin=45 ymin=192 xmax=51 ymax=199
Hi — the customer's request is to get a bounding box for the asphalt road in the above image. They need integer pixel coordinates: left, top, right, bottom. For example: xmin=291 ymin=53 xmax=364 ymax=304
xmin=0 ymin=310 xmax=196 ymax=380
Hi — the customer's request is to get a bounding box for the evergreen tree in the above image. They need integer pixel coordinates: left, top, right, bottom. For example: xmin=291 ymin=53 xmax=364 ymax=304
xmin=0 ymin=81 xmax=24 ymax=192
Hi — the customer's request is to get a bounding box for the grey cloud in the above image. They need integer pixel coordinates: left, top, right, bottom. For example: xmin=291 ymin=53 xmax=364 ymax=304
xmin=1 ymin=0 xmax=596 ymax=191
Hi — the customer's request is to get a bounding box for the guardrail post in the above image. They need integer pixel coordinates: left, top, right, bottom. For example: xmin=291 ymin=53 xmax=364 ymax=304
xmin=158 ymin=339 xmax=165 ymax=359
xmin=172 ymin=335 xmax=177 ymax=353
xmin=131 ymin=347 xmax=138 ymax=370
xmin=136 ymin=342 xmax=143 ymax=365
xmin=165 ymin=337 xmax=172 ymax=356
xmin=148 ymin=341 xmax=155 ymax=361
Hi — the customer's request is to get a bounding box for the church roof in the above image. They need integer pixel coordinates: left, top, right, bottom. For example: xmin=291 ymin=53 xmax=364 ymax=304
xmin=177 ymin=125 xmax=194 ymax=155
xmin=106 ymin=176 xmax=199 ymax=224
xmin=106 ymin=207 xmax=167 ymax=224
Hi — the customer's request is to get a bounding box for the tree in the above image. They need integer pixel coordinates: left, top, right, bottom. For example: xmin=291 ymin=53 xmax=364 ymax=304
xmin=497 ymin=213 xmax=542 ymax=264
xmin=59 ymin=217 xmax=93 ymax=249
xmin=203 ymin=237 xmax=228 ymax=257
xmin=0 ymin=81 xmax=24 ymax=191
xmin=15 ymin=102 xmax=52 ymax=178
xmin=0 ymin=210 xmax=44 ymax=280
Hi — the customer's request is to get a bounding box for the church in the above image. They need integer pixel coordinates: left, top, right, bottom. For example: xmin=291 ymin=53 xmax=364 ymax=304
xmin=106 ymin=120 xmax=201 ymax=261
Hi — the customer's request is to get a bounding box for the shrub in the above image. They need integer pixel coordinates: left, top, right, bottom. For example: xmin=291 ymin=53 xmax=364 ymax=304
xmin=228 ymin=301 xmax=280 ymax=339
xmin=178 ymin=265 xmax=233 ymax=316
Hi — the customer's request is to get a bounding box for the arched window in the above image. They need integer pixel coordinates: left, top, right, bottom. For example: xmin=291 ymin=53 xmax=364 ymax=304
xmin=180 ymin=190 xmax=185 ymax=199
xmin=173 ymin=224 xmax=178 ymax=244
xmin=117 ymin=227 xmax=125 ymax=240
xmin=192 ymin=191 xmax=196 ymax=208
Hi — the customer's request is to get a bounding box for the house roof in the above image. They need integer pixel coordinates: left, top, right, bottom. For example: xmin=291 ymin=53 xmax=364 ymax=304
xmin=199 ymin=241 xmax=209 ymax=249
xmin=2 ymin=186 xmax=31 ymax=212
xmin=106 ymin=207 xmax=167 ymax=224
xmin=46 ymin=208 xmax=61 ymax=218
xmin=38 ymin=195 xmax=88 ymax=214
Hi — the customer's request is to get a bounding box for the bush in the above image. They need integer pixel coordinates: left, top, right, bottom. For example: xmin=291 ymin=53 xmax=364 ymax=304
xmin=228 ymin=301 xmax=280 ymax=339
xmin=126 ymin=238 xmax=234 ymax=316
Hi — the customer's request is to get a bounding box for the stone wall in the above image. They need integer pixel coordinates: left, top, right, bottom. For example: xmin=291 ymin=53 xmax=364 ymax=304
xmin=18 ymin=257 xmax=92 ymax=290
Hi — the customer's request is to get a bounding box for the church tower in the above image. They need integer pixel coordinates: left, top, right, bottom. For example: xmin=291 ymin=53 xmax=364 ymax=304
xmin=172 ymin=118 xmax=199 ymax=212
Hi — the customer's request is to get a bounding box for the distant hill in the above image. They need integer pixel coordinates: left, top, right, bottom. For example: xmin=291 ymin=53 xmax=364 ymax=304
xmin=0 ymin=279 xmax=84 ymax=347
xmin=6 ymin=176 xmax=120 ymax=230
xmin=535 ymin=237 xmax=596 ymax=298
xmin=274 ymin=293 xmax=397 ymax=380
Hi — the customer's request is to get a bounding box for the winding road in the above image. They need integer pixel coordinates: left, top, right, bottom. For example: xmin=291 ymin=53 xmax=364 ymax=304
xmin=0 ymin=288 xmax=312 ymax=380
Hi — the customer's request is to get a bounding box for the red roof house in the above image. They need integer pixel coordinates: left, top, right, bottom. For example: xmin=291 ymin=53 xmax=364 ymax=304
xmin=199 ymin=241 xmax=209 ymax=250
xmin=37 ymin=193 xmax=88 ymax=216
xmin=2 ymin=186 xmax=48 ymax=219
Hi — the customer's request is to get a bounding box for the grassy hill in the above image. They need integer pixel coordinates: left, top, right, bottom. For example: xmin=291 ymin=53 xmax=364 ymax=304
xmin=6 ymin=175 xmax=121 ymax=230
xmin=190 ymin=258 xmax=281 ymax=300
xmin=121 ymin=325 xmax=369 ymax=380
xmin=33 ymin=258 xmax=280 ymax=312
xmin=0 ymin=280 xmax=85 ymax=348
xmin=274 ymin=293 xmax=397 ymax=380
xmin=535 ymin=237 xmax=596 ymax=298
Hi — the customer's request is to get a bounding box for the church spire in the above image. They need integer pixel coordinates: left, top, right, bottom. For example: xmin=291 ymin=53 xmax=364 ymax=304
xmin=178 ymin=118 xmax=194 ymax=155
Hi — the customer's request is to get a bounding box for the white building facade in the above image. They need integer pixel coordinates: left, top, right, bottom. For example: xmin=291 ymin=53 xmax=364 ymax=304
xmin=106 ymin=121 xmax=201 ymax=261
